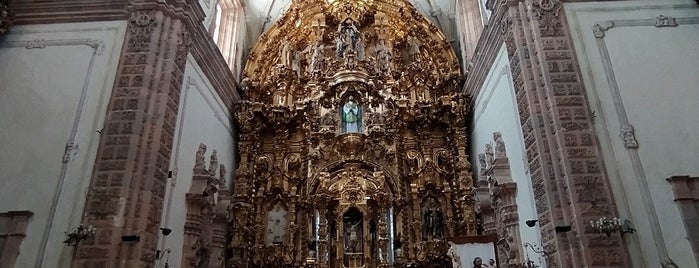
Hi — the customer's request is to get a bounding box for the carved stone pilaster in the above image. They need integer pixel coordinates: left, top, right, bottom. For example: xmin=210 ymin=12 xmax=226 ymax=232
xmin=73 ymin=5 xmax=193 ymax=267
xmin=497 ymin=0 xmax=631 ymax=266
xmin=0 ymin=0 xmax=13 ymax=37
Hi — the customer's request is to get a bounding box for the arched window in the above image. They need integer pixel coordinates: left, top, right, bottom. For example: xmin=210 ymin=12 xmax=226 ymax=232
xmin=209 ymin=0 xmax=245 ymax=78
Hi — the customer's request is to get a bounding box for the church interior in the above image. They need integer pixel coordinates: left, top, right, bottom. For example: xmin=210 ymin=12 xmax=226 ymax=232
xmin=0 ymin=0 xmax=698 ymax=267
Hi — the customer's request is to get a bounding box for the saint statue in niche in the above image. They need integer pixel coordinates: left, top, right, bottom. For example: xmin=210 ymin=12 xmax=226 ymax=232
xmin=265 ymin=203 xmax=288 ymax=245
xmin=345 ymin=220 xmax=361 ymax=253
xmin=374 ymin=38 xmax=392 ymax=75
xmin=342 ymin=96 xmax=362 ymax=133
xmin=422 ymin=200 xmax=444 ymax=240
xmin=281 ymin=40 xmax=294 ymax=67
xmin=336 ymin=18 xmax=360 ymax=58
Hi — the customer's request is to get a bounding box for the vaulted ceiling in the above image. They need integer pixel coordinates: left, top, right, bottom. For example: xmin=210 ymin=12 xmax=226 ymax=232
xmin=241 ymin=0 xmax=460 ymax=62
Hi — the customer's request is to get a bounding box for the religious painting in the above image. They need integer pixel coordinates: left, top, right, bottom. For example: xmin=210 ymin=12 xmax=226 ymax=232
xmin=265 ymin=203 xmax=288 ymax=245
xmin=448 ymin=236 xmax=498 ymax=268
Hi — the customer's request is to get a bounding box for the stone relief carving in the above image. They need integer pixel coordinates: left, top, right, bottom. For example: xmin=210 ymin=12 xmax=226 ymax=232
xmin=592 ymin=21 xmax=615 ymax=39
xmin=619 ymin=124 xmax=639 ymax=149
xmin=655 ymin=15 xmax=678 ymax=28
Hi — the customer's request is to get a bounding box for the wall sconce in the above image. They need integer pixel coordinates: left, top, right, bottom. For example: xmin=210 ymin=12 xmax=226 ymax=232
xmin=589 ymin=217 xmax=636 ymax=237
xmin=63 ymin=224 xmax=96 ymax=247
xmin=524 ymin=242 xmax=553 ymax=256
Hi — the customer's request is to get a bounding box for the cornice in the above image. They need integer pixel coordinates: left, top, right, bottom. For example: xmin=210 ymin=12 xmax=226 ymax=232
xmin=462 ymin=0 xmax=509 ymax=106
xmin=12 ymin=0 xmax=130 ymax=24
xmin=9 ymin=0 xmax=241 ymax=110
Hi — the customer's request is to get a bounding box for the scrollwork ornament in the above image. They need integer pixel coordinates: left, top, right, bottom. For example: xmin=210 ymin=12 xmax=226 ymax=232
xmin=128 ymin=11 xmax=157 ymax=51
xmin=593 ymin=21 xmax=615 ymax=39
xmin=619 ymin=124 xmax=639 ymax=149
xmin=655 ymin=15 xmax=678 ymax=28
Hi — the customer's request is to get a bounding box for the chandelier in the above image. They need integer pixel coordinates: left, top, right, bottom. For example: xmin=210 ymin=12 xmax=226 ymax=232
xmin=589 ymin=217 xmax=635 ymax=237
xmin=63 ymin=224 xmax=96 ymax=247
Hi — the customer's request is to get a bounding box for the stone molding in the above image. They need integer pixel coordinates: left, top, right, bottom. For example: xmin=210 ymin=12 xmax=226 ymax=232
xmin=1 ymin=37 xmax=107 ymax=267
xmin=491 ymin=0 xmax=632 ymax=266
xmin=10 ymin=0 xmax=241 ymax=111
xmin=590 ymin=14 xmax=699 ymax=267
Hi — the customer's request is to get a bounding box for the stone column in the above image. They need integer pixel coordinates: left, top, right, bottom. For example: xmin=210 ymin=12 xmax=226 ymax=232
xmin=0 ymin=211 xmax=33 ymax=268
xmin=211 ymin=165 xmax=231 ymax=268
xmin=500 ymin=0 xmax=631 ymax=266
xmin=316 ymin=201 xmax=329 ymax=267
xmin=377 ymin=207 xmax=390 ymax=267
xmin=73 ymin=2 xmax=199 ymax=267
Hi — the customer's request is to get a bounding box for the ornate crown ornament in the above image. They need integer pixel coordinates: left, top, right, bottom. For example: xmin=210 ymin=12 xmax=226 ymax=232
xmin=328 ymin=0 xmax=373 ymax=24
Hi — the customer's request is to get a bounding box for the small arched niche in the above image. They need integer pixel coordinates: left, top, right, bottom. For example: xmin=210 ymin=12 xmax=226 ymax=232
xmin=339 ymin=92 xmax=364 ymax=134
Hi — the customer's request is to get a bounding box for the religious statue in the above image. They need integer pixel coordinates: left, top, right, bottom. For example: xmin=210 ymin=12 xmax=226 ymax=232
xmin=308 ymin=40 xmax=325 ymax=77
xmin=195 ymin=143 xmax=207 ymax=169
xmin=493 ymin=132 xmax=507 ymax=158
xmin=280 ymin=40 xmax=294 ymax=67
xmin=345 ymin=220 xmax=361 ymax=253
xmin=407 ymin=34 xmax=422 ymax=62
xmin=374 ymin=39 xmax=392 ymax=75
xmin=484 ymin=143 xmax=494 ymax=167
xmin=342 ymin=96 xmax=362 ymax=133
xmin=208 ymin=150 xmax=218 ymax=176
xmin=422 ymin=205 xmax=444 ymax=240
xmin=478 ymin=153 xmax=487 ymax=176
xmin=336 ymin=18 xmax=360 ymax=58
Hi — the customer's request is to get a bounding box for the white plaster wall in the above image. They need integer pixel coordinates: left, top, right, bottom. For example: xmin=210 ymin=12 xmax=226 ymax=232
xmin=200 ymin=0 xmax=218 ymax=28
xmin=155 ymin=54 xmax=236 ymax=268
xmin=0 ymin=21 xmax=126 ymax=268
xmin=565 ymin=1 xmax=699 ymax=267
xmin=470 ymin=45 xmax=545 ymax=266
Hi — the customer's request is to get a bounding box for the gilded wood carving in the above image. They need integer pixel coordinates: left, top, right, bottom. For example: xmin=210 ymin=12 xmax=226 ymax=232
xmin=231 ymin=1 xmax=473 ymax=267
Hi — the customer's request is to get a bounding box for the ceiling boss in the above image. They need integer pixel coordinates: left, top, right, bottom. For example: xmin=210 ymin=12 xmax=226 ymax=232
xmin=233 ymin=0 xmax=473 ymax=267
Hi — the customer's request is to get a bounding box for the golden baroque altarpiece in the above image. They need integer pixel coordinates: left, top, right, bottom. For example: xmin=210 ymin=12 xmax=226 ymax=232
xmin=231 ymin=0 xmax=474 ymax=267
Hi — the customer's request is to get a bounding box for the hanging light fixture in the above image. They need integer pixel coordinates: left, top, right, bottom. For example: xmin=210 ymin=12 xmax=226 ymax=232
xmin=589 ymin=217 xmax=636 ymax=237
